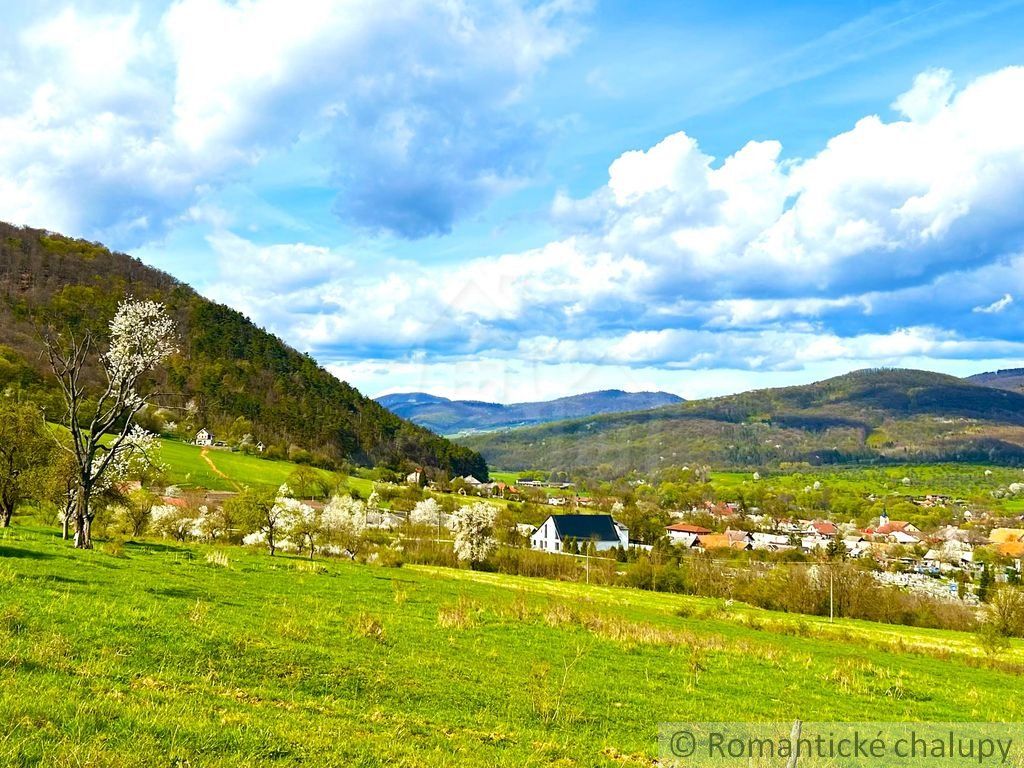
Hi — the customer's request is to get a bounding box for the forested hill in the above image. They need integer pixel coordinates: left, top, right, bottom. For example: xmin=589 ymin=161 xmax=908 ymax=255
xmin=460 ymin=368 xmax=1024 ymax=473
xmin=967 ymin=368 xmax=1024 ymax=393
xmin=376 ymin=389 xmax=683 ymax=434
xmin=0 ymin=222 xmax=487 ymax=478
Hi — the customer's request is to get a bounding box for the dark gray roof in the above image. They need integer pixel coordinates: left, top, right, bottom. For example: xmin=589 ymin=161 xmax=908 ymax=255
xmin=548 ymin=514 xmax=619 ymax=542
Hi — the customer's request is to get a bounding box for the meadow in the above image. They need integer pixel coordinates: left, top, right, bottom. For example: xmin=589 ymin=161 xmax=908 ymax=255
xmin=2 ymin=525 xmax=1022 ymax=767
xmin=153 ymin=438 xmax=373 ymax=497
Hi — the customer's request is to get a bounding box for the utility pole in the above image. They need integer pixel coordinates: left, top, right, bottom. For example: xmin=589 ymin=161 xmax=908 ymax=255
xmin=829 ymin=565 xmax=834 ymax=623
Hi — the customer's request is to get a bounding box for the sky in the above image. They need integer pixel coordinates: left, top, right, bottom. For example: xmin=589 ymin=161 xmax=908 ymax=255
xmin=3 ymin=0 xmax=1024 ymax=403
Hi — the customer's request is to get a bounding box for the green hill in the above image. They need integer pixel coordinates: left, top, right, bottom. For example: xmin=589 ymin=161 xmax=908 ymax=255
xmin=461 ymin=369 xmax=1024 ymax=472
xmin=2 ymin=527 xmax=1021 ymax=766
xmin=0 ymin=222 xmax=486 ymax=479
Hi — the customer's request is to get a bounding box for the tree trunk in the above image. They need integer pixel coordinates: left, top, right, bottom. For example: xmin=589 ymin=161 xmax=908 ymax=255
xmin=73 ymin=484 xmax=94 ymax=550
xmin=0 ymin=505 xmax=12 ymax=528
xmin=61 ymin=515 xmax=70 ymax=540
xmin=309 ymin=539 xmax=315 ymax=560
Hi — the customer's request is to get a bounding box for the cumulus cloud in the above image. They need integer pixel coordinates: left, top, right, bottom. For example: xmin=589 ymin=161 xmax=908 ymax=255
xmin=0 ymin=0 xmax=584 ymax=242
xmin=210 ymin=65 xmax=1024 ymax=389
xmin=552 ymin=66 xmax=1024 ymax=300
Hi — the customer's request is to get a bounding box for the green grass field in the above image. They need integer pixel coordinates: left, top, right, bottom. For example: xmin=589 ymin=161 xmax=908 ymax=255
xmin=2 ymin=525 xmax=1022 ymax=767
xmin=154 ymin=439 xmax=374 ymax=497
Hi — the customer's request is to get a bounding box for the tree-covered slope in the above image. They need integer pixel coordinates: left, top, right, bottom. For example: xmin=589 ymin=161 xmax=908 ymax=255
xmin=0 ymin=222 xmax=486 ymax=478
xmin=461 ymin=369 xmax=1024 ymax=472
xmin=967 ymin=368 xmax=1024 ymax=393
xmin=376 ymin=389 xmax=683 ymax=434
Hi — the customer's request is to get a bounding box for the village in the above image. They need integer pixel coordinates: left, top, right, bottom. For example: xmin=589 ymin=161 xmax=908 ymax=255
xmin=156 ymin=429 xmax=1024 ymax=606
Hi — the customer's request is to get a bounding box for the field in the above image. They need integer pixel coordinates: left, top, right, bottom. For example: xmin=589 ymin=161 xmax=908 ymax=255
xmin=2 ymin=526 xmax=1022 ymax=767
xmin=152 ymin=439 xmax=374 ymax=497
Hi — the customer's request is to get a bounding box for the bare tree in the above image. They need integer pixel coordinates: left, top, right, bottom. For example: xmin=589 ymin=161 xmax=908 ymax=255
xmin=44 ymin=297 xmax=177 ymax=549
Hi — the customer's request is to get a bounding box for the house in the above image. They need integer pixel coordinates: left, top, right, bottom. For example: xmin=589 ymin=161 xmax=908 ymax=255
xmin=724 ymin=528 xmax=753 ymax=547
xmin=989 ymin=528 xmax=1024 ymax=558
xmin=665 ymin=522 xmax=712 ymax=546
xmin=530 ymin=514 xmax=629 ymax=553
xmin=842 ymin=535 xmax=871 ymax=558
xmin=697 ymin=533 xmax=750 ymax=551
xmin=255 ymin=441 xmax=265 ymax=453
xmin=490 ymin=482 xmax=522 ymax=500
xmin=924 ymin=539 xmax=974 ymax=566
xmin=462 ymin=475 xmax=483 ymax=486
xmin=752 ymin=531 xmax=791 ymax=551
xmin=805 ymin=521 xmax=838 ymax=539
xmin=406 ymin=469 xmax=423 ymax=485
xmin=194 ymin=428 xmax=214 ymax=447
xmin=868 ymin=518 xmax=921 ymax=544
xmin=515 ymin=523 xmax=538 ymax=538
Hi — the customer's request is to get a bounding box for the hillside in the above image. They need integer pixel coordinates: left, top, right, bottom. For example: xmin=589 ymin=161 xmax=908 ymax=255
xmin=377 ymin=389 xmax=683 ymax=434
xmin=461 ymin=368 xmax=1024 ymax=472
xmin=0 ymin=222 xmax=486 ymax=478
xmin=3 ymin=527 xmax=1020 ymax=766
xmin=968 ymin=368 xmax=1024 ymax=393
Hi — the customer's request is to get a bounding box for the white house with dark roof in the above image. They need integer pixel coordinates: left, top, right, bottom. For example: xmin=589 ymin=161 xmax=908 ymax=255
xmin=531 ymin=514 xmax=629 ymax=553
xmin=194 ymin=428 xmax=214 ymax=447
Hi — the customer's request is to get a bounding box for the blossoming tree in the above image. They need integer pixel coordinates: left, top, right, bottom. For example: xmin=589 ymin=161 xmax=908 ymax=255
xmin=451 ymin=501 xmax=499 ymax=567
xmin=322 ymin=494 xmax=367 ymax=557
xmin=45 ymin=297 xmax=176 ymax=548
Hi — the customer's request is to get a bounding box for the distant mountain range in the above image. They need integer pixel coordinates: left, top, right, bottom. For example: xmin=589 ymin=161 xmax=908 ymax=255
xmin=458 ymin=368 xmax=1024 ymax=472
xmin=967 ymin=368 xmax=1024 ymax=393
xmin=376 ymin=390 xmax=683 ymax=435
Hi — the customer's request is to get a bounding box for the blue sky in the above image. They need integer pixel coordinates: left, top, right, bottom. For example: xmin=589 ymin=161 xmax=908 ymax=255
xmin=3 ymin=1 xmax=1024 ymax=402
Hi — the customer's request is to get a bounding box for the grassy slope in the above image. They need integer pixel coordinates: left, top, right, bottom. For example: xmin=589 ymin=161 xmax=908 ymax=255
xmin=2 ymin=527 xmax=1022 ymax=767
xmin=155 ymin=439 xmax=359 ymax=493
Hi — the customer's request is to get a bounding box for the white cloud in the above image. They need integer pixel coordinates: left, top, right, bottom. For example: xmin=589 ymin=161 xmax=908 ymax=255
xmin=201 ymin=66 xmax=1024 ymax=392
xmin=0 ymin=0 xmax=584 ymax=242
xmin=973 ymin=293 xmax=1014 ymax=314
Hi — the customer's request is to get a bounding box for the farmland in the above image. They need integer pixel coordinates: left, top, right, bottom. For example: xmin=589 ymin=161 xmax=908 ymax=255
xmin=1 ymin=526 xmax=1022 ymax=767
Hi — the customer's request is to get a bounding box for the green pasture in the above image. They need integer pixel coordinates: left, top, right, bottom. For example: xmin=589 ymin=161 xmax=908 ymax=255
xmin=1 ymin=526 xmax=1022 ymax=767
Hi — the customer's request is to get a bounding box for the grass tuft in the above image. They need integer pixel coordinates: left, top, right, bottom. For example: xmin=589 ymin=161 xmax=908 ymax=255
xmin=206 ymin=550 xmax=231 ymax=568
xmin=352 ymin=612 xmax=387 ymax=643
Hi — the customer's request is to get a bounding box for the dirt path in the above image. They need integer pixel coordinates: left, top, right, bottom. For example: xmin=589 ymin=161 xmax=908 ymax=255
xmin=200 ymin=448 xmax=242 ymax=491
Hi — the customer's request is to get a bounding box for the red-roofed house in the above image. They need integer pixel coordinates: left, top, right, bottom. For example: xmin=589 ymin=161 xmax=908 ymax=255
xmin=666 ymin=522 xmax=712 ymax=546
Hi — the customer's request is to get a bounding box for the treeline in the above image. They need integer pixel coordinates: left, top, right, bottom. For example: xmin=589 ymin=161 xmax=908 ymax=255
xmin=0 ymin=222 xmax=486 ymax=478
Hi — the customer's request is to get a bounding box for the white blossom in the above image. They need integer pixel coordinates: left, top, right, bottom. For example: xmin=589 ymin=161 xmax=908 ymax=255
xmin=91 ymin=425 xmax=163 ymax=492
xmin=105 ymin=298 xmax=178 ymax=394
xmin=323 ymin=494 xmax=366 ymax=541
xmin=410 ymin=497 xmax=443 ymax=527
xmin=451 ymin=501 xmax=499 ymax=564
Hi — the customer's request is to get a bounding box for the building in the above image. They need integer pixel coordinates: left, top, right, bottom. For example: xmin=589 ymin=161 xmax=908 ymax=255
xmin=989 ymin=528 xmax=1024 ymax=558
xmin=751 ymin=531 xmax=791 ymax=551
xmin=530 ymin=514 xmax=629 ymax=553
xmin=665 ymin=522 xmax=712 ymax=546
xmin=194 ymin=428 xmax=214 ymax=447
